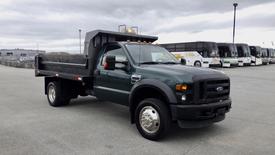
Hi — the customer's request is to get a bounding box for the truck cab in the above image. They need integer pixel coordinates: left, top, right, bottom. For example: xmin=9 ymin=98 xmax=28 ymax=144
xmin=249 ymin=46 xmax=263 ymax=65
xmin=35 ymin=30 xmax=231 ymax=140
xmin=217 ymin=43 xmax=239 ymax=67
xmin=236 ymin=43 xmax=251 ymax=66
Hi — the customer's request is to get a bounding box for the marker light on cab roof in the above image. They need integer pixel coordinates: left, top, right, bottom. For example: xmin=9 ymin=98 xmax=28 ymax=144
xmin=125 ymin=28 xmax=137 ymax=34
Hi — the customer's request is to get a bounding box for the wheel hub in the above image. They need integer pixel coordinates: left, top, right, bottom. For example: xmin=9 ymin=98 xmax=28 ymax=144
xmin=139 ymin=106 xmax=160 ymax=134
xmin=48 ymin=86 xmax=56 ymax=103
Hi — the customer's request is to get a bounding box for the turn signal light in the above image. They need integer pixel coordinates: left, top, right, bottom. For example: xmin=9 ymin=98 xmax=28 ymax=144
xmin=176 ymin=84 xmax=188 ymax=91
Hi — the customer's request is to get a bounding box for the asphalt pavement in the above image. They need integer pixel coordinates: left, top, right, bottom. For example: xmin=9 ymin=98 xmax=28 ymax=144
xmin=0 ymin=64 xmax=275 ymax=155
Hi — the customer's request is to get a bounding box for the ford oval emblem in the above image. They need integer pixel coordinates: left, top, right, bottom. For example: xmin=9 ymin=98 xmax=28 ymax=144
xmin=216 ymin=87 xmax=224 ymax=92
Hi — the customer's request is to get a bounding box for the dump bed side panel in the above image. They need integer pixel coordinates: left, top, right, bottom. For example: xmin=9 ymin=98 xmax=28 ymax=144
xmin=35 ymin=53 xmax=90 ymax=80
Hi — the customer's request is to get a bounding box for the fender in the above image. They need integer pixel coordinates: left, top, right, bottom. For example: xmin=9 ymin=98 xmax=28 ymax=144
xmin=129 ymin=79 xmax=177 ymax=123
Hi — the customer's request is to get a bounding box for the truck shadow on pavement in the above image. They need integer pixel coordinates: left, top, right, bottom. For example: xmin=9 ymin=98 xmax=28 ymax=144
xmin=164 ymin=123 xmax=227 ymax=142
xmin=65 ymin=97 xmax=229 ymax=142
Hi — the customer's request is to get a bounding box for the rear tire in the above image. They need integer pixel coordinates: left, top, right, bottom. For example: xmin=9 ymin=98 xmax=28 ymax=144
xmin=47 ymin=81 xmax=70 ymax=107
xmin=135 ymin=98 xmax=171 ymax=141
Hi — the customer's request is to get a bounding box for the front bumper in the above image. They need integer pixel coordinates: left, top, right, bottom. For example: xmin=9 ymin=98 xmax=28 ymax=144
xmin=170 ymin=99 xmax=231 ymax=128
xmin=243 ymin=62 xmax=251 ymax=66
xmin=209 ymin=64 xmax=222 ymax=68
xmin=230 ymin=63 xmax=239 ymax=67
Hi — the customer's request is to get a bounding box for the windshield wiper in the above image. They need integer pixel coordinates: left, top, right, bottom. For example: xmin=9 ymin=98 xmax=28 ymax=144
xmin=140 ymin=61 xmax=160 ymax=65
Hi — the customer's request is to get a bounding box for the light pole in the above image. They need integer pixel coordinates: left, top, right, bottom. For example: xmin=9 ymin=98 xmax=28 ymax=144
xmin=79 ymin=29 xmax=82 ymax=54
xmin=232 ymin=3 xmax=238 ymax=44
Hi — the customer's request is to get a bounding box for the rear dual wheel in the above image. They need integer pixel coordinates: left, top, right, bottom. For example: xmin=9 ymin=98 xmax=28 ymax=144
xmin=47 ymin=82 xmax=70 ymax=107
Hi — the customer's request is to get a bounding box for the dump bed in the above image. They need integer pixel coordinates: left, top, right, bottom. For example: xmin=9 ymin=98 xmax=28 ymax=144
xmin=35 ymin=30 xmax=157 ymax=81
xmin=35 ymin=53 xmax=89 ymax=80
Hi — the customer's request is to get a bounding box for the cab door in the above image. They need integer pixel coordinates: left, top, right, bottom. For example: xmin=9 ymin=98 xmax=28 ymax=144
xmin=94 ymin=44 xmax=132 ymax=105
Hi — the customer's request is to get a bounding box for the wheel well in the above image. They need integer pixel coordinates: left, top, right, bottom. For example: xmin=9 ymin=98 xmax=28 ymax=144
xmin=130 ymin=87 xmax=171 ymax=123
xmin=194 ymin=60 xmax=201 ymax=64
xmin=45 ymin=77 xmax=58 ymax=94
xmin=44 ymin=77 xmax=85 ymax=97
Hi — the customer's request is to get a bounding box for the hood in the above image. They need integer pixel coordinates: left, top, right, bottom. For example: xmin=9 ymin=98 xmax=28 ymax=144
xmin=136 ymin=64 xmax=228 ymax=84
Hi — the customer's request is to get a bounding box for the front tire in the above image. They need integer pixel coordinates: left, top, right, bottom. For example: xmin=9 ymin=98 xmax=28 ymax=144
xmin=47 ymin=81 xmax=70 ymax=107
xmin=194 ymin=61 xmax=202 ymax=67
xmin=135 ymin=98 xmax=171 ymax=141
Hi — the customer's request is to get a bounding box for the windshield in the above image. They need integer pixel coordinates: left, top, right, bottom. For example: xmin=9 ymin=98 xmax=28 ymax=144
xmin=237 ymin=45 xmax=251 ymax=57
xmin=125 ymin=44 xmax=178 ymax=64
xmin=207 ymin=43 xmax=219 ymax=57
xmin=192 ymin=42 xmax=219 ymax=58
xmin=250 ymin=46 xmax=261 ymax=58
xmin=218 ymin=45 xmax=237 ymax=58
xmin=243 ymin=45 xmax=251 ymax=57
xmin=261 ymin=49 xmax=268 ymax=57
xmin=269 ymin=49 xmax=275 ymax=58
xmin=272 ymin=50 xmax=275 ymax=58
xmin=230 ymin=45 xmax=238 ymax=57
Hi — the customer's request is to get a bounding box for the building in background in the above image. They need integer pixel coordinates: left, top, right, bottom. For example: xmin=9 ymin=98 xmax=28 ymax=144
xmin=0 ymin=49 xmax=45 ymax=61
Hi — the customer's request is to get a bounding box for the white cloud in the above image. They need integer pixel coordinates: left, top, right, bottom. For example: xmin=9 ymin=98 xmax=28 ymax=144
xmin=156 ymin=2 xmax=275 ymax=48
xmin=0 ymin=0 xmax=274 ymax=52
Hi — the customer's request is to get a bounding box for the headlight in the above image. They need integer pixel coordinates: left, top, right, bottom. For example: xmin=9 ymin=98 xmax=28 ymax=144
xmin=176 ymin=84 xmax=188 ymax=91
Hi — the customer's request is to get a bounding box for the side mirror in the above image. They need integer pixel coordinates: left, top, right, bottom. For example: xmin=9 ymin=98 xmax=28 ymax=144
xmin=104 ymin=55 xmax=116 ymax=70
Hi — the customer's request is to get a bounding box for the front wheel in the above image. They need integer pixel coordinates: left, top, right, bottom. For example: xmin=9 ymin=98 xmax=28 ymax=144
xmin=194 ymin=61 xmax=202 ymax=67
xmin=135 ymin=98 xmax=171 ymax=141
xmin=47 ymin=81 xmax=70 ymax=107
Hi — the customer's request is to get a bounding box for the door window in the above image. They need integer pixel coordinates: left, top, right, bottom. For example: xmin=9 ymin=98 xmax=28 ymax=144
xmin=101 ymin=45 xmax=127 ymax=67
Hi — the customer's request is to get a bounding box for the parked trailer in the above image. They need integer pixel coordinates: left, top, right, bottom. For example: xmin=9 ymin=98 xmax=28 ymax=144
xmin=160 ymin=42 xmax=221 ymax=67
xmin=236 ymin=43 xmax=251 ymax=66
xmin=249 ymin=46 xmax=262 ymax=65
xmin=35 ymin=29 xmax=232 ymax=140
xmin=217 ymin=43 xmax=239 ymax=68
